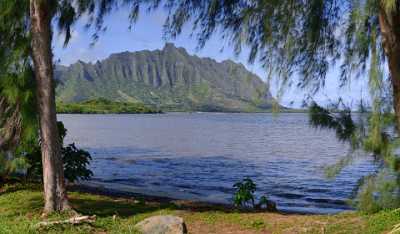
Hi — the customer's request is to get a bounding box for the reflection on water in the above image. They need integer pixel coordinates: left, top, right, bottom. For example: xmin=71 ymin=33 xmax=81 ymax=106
xmin=59 ymin=113 xmax=376 ymax=214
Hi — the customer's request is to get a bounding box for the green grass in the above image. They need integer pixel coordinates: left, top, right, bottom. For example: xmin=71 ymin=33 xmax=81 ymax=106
xmin=0 ymin=184 xmax=399 ymax=234
xmin=0 ymin=184 xmax=175 ymax=234
xmin=56 ymin=98 xmax=162 ymax=114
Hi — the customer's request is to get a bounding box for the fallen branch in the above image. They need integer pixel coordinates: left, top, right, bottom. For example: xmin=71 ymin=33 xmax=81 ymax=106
xmin=35 ymin=215 xmax=96 ymax=228
xmin=388 ymin=209 xmax=400 ymax=234
xmin=389 ymin=223 xmax=400 ymax=234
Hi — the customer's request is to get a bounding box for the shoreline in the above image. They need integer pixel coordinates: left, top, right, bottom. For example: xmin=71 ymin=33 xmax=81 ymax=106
xmin=1 ymin=180 xmax=397 ymax=233
xmin=58 ymin=110 xmax=306 ymax=114
xmin=69 ymin=184 xmax=247 ymax=212
xmin=68 ymin=184 xmax=337 ymax=216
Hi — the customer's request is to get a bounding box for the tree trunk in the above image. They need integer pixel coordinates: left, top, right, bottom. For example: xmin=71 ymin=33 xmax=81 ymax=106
xmin=30 ymin=0 xmax=70 ymax=213
xmin=379 ymin=5 xmax=400 ymax=129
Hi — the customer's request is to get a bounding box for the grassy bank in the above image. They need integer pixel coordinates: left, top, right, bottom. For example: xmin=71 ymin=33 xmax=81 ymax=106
xmin=0 ymin=184 xmax=399 ymax=233
xmin=56 ymin=99 xmax=162 ymax=114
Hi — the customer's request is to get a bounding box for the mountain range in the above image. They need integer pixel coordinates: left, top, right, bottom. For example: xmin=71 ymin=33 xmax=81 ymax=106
xmin=55 ymin=43 xmax=276 ymax=112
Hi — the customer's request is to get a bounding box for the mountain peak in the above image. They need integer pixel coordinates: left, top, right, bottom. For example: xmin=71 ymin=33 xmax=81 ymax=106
xmin=163 ymin=42 xmax=176 ymax=49
xmin=162 ymin=43 xmax=188 ymax=55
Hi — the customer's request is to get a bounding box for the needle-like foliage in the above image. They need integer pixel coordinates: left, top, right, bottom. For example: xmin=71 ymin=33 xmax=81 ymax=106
xmin=147 ymin=0 xmax=400 ymax=212
xmin=154 ymin=1 xmax=387 ymax=91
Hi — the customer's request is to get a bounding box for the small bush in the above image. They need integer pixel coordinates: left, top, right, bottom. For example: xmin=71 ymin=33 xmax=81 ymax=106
xmin=356 ymin=170 xmax=400 ymax=214
xmin=0 ymin=152 xmax=27 ymax=182
xmin=233 ymin=178 xmax=256 ymax=207
xmin=62 ymin=143 xmax=93 ymax=182
xmin=233 ymin=178 xmax=276 ymax=211
xmin=25 ymin=121 xmax=93 ymax=183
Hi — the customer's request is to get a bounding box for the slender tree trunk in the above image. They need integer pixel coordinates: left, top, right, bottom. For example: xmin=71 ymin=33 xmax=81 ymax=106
xmin=379 ymin=5 xmax=400 ymax=129
xmin=30 ymin=0 xmax=70 ymax=213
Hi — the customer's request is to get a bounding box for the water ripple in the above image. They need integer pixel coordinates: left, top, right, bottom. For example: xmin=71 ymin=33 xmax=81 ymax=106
xmin=60 ymin=113 xmax=377 ymax=214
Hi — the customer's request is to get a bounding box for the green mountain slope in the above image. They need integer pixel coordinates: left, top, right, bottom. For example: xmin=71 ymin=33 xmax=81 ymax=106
xmin=55 ymin=43 xmax=275 ymax=112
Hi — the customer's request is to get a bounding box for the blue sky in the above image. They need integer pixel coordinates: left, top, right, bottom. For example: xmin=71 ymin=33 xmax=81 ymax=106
xmin=53 ymin=8 xmax=369 ymax=108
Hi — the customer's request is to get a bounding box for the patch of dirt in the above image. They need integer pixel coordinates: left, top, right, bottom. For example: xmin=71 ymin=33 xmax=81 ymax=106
xmin=186 ymin=219 xmax=267 ymax=234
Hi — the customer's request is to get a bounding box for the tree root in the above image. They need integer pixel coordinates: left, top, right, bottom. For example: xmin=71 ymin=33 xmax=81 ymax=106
xmin=35 ymin=215 xmax=96 ymax=228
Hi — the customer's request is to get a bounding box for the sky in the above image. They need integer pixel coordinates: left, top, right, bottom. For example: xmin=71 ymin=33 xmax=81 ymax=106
xmin=53 ymin=7 xmax=369 ymax=108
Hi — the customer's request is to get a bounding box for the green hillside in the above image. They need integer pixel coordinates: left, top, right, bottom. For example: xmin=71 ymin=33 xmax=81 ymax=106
xmin=55 ymin=43 xmax=275 ymax=112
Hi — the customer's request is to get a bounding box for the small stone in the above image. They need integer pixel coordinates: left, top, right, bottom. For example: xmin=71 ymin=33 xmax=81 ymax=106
xmin=135 ymin=215 xmax=187 ymax=234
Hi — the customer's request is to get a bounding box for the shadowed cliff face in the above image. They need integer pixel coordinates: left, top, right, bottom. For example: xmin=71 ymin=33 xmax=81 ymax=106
xmin=55 ymin=43 xmax=275 ymax=112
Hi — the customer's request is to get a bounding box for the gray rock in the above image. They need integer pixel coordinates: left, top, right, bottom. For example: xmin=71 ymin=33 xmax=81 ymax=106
xmin=135 ymin=215 xmax=187 ymax=234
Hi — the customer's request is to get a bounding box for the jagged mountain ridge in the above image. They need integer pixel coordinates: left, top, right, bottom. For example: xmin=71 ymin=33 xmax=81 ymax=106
xmin=55 ymin=43 xmax=275 ymax=112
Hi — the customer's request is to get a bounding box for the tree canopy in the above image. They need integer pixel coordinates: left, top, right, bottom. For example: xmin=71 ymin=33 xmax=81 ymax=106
xmin=0 ymin=1 xmax=35 ymax=152
xmin=155 ymin=1 xmax=394 ymax=92
xmin=152 ymin=0 xmax=400 ymax=212
xmin=0 ymin=0 xmax=138 ymax=151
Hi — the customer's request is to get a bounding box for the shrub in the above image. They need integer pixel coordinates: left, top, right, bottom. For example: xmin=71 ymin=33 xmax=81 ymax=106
xmin=233 ymin=178 xmax=256 ymax=207
xmin=0 ymin=151 xmax=27 ymax=183
xmin=233 ymin=178 xmax=276 ymax=211
xmin=62 ymin=143 xmax=93 ymax=182
xmin=25 ymin=121 xmax=93 ymax=183
xmin=355 ymin=170 xmax=400 ymax=214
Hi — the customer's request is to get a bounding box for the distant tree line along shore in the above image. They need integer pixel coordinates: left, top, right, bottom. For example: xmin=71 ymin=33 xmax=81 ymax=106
xmin=56 ymin=99 xmax=162 ymax=114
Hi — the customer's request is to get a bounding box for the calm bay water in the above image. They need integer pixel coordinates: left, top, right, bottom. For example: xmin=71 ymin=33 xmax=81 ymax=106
xmin=59 ymin=113 xmax=375 ymax=214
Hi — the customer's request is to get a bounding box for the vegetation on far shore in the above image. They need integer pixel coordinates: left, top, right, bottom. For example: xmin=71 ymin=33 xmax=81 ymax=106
xmin=56 ymin=98 xmax=306 ymax=114
xmin=1 ymin=183 xmax=399 ymax=234
xmin=56 ymin=99 xmax=162 ymax=114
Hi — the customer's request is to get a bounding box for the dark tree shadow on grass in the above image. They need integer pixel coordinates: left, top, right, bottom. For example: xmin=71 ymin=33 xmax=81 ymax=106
xmin=0 ymin=182 xmax=41 ymax=196
xmin=69 ymin=196 xmax=177 ymax=218
xmin=68 ymin=186 xmax=287 ymax=219
xmin=1 ymin=183 xmax=288 ymax=222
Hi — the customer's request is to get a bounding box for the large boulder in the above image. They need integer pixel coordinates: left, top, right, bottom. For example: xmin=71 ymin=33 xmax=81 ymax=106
xmin=135 ymin=215 xmax=187 ymax=234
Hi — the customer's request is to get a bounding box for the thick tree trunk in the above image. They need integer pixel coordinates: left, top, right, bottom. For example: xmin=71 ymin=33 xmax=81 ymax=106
xmin=379 ymin=6 xmax=400 ymax=129
xmin=30 ymin=0 xmax=70 ymax=213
